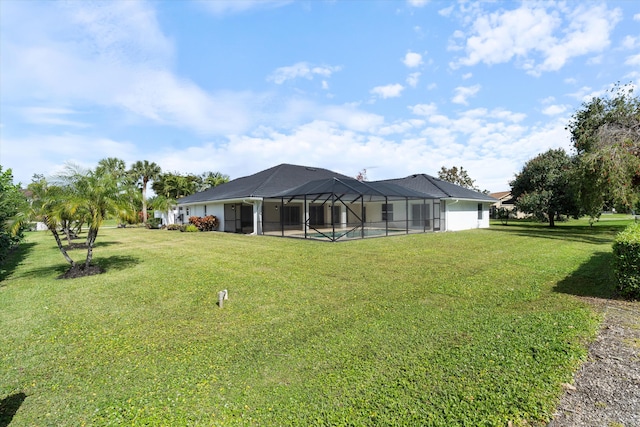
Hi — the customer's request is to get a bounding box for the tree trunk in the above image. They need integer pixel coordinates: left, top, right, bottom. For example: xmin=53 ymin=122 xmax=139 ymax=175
xmin=548 ymin=209 xmax=556 ymax=227
xmin=142 ymin=178 xmax=148 ymax=224
xmin=84 ymin=227 xmax=98 ymax=268
xmin=47 ymin=221 xmax=76 ymax=267
xmin=63 ymin=220 xmax=73 ymax=246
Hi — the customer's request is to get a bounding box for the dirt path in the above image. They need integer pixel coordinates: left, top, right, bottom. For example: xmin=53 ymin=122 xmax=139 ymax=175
xmin=548 ymin=300 xmax=640 ymax=427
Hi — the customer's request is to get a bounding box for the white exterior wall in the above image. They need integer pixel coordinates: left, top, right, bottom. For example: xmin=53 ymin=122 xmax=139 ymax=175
xmin=444 ymin=200 xmax=491 ymax=231
xmin=173 ymin=202 xmax=226 ymax=229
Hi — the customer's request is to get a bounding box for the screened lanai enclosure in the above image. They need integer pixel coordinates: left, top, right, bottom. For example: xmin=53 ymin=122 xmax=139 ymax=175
xmin=261 ymin=178 xmax=440 ymax=241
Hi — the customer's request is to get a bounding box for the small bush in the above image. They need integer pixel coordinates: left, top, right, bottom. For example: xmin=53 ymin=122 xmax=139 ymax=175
xmin=146 ymin=218 xmax=163 ymax=229
xmin=188 ymin=215 xmax=219 ymax=231
xmin=182 ymin=224 xmax=199 ymax=233
xmin=166 ymin=224 xmax=181 ymax=231
xmin=612 ymin=222 xmax=640 ymax=300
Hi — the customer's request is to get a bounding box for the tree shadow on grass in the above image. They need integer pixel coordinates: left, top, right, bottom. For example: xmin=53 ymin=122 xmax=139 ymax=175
xmin=0 ymin=392 xmax=26 ymax=427
xmin=487 ymin=224 xmax=621 ymax=245
xmin=93 ymin=255 xmax=140 ymax=272
xmin=61 ymin=240 xmax=122 ymax=251
xmin=0 ymin=243 xmax=36 ymax=284
xmin=554 ymin=251 xmax=619 ymax=299
xmin=11 ymin=255 xmax=140 ymax=281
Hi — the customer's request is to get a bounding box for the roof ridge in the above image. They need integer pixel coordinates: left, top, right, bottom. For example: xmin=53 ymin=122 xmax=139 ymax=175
xmin=420 ymin=174 xmax=453 ymax=197
xmin=251 ymin=163 xmax=284 ymax=196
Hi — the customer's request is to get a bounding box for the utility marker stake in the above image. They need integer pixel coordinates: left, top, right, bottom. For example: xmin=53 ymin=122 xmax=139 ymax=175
xmin=218 ymin=290 xmax=226 ymax=308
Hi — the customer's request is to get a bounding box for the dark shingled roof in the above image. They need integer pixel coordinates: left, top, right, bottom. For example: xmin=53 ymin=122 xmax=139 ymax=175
xmin=382 ymin=174 xmax=497 ymax=202
xmin=274 ymin=177 xmax=436 ymax=199
xmin=177 ymin=164 xmax=353 ymax=204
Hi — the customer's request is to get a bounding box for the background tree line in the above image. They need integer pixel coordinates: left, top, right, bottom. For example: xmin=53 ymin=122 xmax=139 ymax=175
xmin=1 ymin=158 xmax=228 ymax=277
xmin=510 ymin=83 xmax=639 ymax=226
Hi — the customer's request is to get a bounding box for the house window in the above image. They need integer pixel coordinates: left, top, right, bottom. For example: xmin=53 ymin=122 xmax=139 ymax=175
xmin=282 ymin=205 xmax=301 ymax=226
xmin=477 ymin=203 xmax=483 ymax=220
xmin=382 ymin=203 xmax=393 ymax=221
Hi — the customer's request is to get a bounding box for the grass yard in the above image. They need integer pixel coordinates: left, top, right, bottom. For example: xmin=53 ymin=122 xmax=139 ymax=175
xmin=0 ymin=217 xmax=634 ymax=426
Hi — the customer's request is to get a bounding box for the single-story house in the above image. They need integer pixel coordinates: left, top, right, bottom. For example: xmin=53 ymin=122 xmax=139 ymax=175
xmin=489 ymin=191 xmax=527 ymax=219
xmin=172 ymin=163 xmax=496 ymax=241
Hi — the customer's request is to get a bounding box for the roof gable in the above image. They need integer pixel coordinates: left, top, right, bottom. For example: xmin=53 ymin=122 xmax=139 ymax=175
xmin=274 ymin=177 xmax=436 ymax=199
xmin=382 ymin=174 xmax=497 ymax=202
xmin=178 ymin=164 xmax=352 ymax=204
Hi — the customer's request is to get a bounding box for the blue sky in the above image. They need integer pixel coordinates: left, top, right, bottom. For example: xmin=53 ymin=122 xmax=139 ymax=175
xmin=1 ymin=0 xmax=639 ymax=192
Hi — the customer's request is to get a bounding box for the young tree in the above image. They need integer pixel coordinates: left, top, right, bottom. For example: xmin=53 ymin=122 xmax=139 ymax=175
xmin=55 ymin=163 xmax=136 ymax=272
xmin=0 ymin=166 xmax=28 ymax=263
xmin=438 ymin=166 xmax=479 ymax=190
xmin=129 ymin=160 xmax=161 ymax=224
xmin=16 ymin=175 xmax=78 ymax=267
xmin=510 ymin=149 xmax=580 ymax=227
xmin=568 ymin=83 xmax=640 ymax=217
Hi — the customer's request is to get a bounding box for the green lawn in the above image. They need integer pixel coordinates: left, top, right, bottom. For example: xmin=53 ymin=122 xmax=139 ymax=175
xmin=0 ymin=218 xmax=634 ymax=426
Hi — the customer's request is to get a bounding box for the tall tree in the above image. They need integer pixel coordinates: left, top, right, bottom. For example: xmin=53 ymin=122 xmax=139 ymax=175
xmin=510 ymin=149 xmax=580 ymax=227
xmin=198 ymin=171 xmax=230 ymax=192
xmin=96 ymin=157 xmax=127 ymax=180
xmin=152 ymin=172 xmax=198 ymax=199
xmin=129 ymin=160 xmax=161 ymax=224
xmin=568 ymin=83 xmax=640 ymax=217
xmin=438 ymin=166 xmax=479 ymax=190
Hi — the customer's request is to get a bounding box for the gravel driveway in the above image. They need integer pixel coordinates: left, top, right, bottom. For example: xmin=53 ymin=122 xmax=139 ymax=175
xmin=548 ymin=300 xmax=640 ymax=427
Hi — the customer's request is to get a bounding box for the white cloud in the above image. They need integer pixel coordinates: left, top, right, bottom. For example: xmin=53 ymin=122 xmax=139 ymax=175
xmin=407 ymin=0 xmax=429 ymax=8
xmin=19 ymin=107 xmax=90 ymax=128
xmin=452 ymin=84 xmax=481 ymax=105
xmin=0 ymin=1 xmax=269 ymax=136
xmin=621 ymin=35 xmax=639 ymax=50
xmin=267 ymin=62 xmax=342 ymax=84
xmin=196 ymin=0 xmax=293 ymax=16
xmin=541 ymin=104 xmax=568 ymax=116
xmin=625 ymin=54 xmax=640 ymax=66
xmin=406 ymin=72 xmax=421 ymax=88
xmin=409 ymin=103 xmax=438 ymax=116
xmin=403 ymin=51 xmax=423 ymax=68
xmin=370 ymin=83 xmax=405 ymax=99
xmin=1 ymin=133 xmax=138 ymax=185
xmin=634 ymin=13 xmax=640 ymax=21
xmin=450 ymin=3 xmax=622 ymax=75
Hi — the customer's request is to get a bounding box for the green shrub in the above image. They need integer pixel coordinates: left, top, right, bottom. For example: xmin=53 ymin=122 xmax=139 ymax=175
xmin=612 ymin=222 xmax=640 ymax=300
xmin=146 ymin=218 xmax=163 ymax=229
xmin=182 ymin=224 xmax=198 ymax=232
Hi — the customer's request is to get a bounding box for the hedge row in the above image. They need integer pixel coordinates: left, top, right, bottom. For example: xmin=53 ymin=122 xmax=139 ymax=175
xmin=612 ymin=222 xmax=640 ymax=300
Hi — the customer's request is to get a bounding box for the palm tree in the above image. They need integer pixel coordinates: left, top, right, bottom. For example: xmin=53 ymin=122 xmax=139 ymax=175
xmin=129 ymin=160 xmax=161 ymax=224
xmin=198 ymin=171 xmax=230 ymax=192
xmin=57 ymin=163 xmax=136 ymax=269
xmin=14 ymin=175 xmax=77 ymax=267
xmin=96 ymin=157 xmax=127 ymax=179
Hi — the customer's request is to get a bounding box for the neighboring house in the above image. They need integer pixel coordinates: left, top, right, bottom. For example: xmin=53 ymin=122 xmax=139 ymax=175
xmin=175 ymin=163 xmax=497 ymax=241
xmin=489 ymin=191 xmax=527 ymax=219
